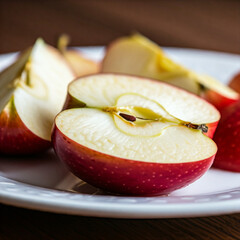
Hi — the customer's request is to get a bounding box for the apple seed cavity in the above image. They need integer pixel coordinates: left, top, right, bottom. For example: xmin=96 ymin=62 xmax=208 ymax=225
xmin=103 ymin=100 xmax=208 ymax=134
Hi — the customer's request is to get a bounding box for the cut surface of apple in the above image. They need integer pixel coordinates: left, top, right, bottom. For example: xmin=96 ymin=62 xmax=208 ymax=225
xmin=0 ymin=39 xmax=75 ymax=155
xmin=53 ymin=74 xmax=218 ymax=195
xmin=101 ymin=34 xmax=239 ymax=111
xmin=58 ymin=34 xmax=100 ymax=77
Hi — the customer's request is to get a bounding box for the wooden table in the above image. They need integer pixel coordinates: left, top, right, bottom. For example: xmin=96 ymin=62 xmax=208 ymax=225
xmin=0 ymin=0 xmax=239 ymax=54
xmin=0 ymin=203 xmax=239 ymax=240
xmin=0 ymin=1 xmax=240 ymax=239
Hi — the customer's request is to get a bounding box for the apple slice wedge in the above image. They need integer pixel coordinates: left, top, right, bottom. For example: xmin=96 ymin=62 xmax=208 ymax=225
xmin=0 ymin=39 xmax=75 ymax=155
xmin=52 ymin=74 xmax=219 ymax=195
xmin=229 ymin=72 xmax=240 ymax=93
xmin=101 ymin=34 xmax=239 ymax=111
xmin=213 ymin=100 xmax=240 ymax=172
xmin=58 ymin=35 xmax=100 ymax=77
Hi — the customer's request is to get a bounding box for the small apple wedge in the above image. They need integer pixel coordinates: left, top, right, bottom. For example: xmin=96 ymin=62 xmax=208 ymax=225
xmin=0 ymin=39 xmax=75 ymax=155
xmin=58 ymin=35 xmax=100 ymax=77
xmin=229 ymin=72 xmax=240 ymax=93
xmin=213 ymin=100 xmax=240 ymax=172
xmin=101 ymin=34 xmax=239 ymax=111
xmin=52 ymin=74 xmax=219 ymax=195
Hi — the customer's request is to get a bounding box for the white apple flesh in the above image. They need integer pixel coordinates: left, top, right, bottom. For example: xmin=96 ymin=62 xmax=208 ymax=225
xmin=101 ymin=34 xmax=238 ymax=111
xmin=52 ymin=74 xmax=218 ymax=195
xmin=0 ymin=39 xmax=75 ymax=155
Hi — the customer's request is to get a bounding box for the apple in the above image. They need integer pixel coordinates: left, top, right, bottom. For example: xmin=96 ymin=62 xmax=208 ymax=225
xmin=52 ymin=74 xmax=218 ymax=195
xmin=229 ymin=72 xmax=240 ymax=93
xmin=213 ymin=100 xmax=240 ymax=172
xmin=58 ymin=34 xmax=100 ymax=77
xmin=0 ymin=39 xmax=75 ymax=155
xmin=101 ymin=34 xmax=239 ymax=111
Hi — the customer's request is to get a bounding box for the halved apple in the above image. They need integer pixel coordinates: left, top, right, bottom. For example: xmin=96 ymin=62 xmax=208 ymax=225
xmin=101 ymin=34 xmax=239 ymax=111
xmin=52 ymin=74 xmax=219 ymax=195
xmin=58 ymin=35 xmax=100 ymax=77
xmin=0 ymin=39 xmax=75 ymax=155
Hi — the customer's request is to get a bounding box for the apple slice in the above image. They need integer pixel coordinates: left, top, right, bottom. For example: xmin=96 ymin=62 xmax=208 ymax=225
xmin=213 ymin=101 xmax=240 ymax=172
xmin=0 ymin=39 xmax=75 ymax=155
xmin=52 ymin=74 xmax=218 ymax=195
xmin=229 ymin=72 xmax=240 ymax=93
xmin=58 ymin=35 xmax=100 ymax=77
xmin=101 ymin=34 xmax=239 ymax=111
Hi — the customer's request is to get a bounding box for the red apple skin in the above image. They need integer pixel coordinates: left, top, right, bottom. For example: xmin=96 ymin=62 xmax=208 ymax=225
xmin=52 ymin=125 xmax=215 ymax=196
xmin=201 ymin=89 xmax=238 ymax=112
xmin=229 ymin=72 xmax=240 ymax=93
xmin=213 ymin=100 xmax=240 ymax=172
xmin=0 ymin=105 xmax=51 ymax=155
xmin=206 ymin=122 xmax=218 ymax=139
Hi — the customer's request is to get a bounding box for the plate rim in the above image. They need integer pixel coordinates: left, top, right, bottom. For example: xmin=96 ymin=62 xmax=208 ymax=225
xmin=0 ymin=46 xmax=240 ymax=218
xmin=1 ymin=175 xmax=240 ymax=218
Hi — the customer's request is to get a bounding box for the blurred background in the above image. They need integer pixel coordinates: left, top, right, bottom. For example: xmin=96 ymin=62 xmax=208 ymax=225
xmin=0 ymin=0 xmax=239 ymax=54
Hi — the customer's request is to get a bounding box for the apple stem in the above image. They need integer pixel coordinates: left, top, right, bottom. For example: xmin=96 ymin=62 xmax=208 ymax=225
xmin=25 ymin=61 xmax=31 ymax=86
xmin=58 ymin=34 xmax=70 ymax=53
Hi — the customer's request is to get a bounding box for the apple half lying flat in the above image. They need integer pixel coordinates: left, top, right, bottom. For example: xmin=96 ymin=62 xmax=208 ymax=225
xmin=0 ymin=39 xmax=75 ymax=155
xmin=52 ymin=74 xmax=219 ymax=195
xmin=101 ymin=34 xmax=238 ymax=111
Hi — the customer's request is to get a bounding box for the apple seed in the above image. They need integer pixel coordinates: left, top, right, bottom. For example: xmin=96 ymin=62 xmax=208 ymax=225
xmin=119 ymin=112 xmax=136 ymax=122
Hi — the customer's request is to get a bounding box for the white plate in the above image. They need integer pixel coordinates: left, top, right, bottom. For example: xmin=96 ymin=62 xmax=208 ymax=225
xmin=0 ymin=47 xmax=240 ymax=219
